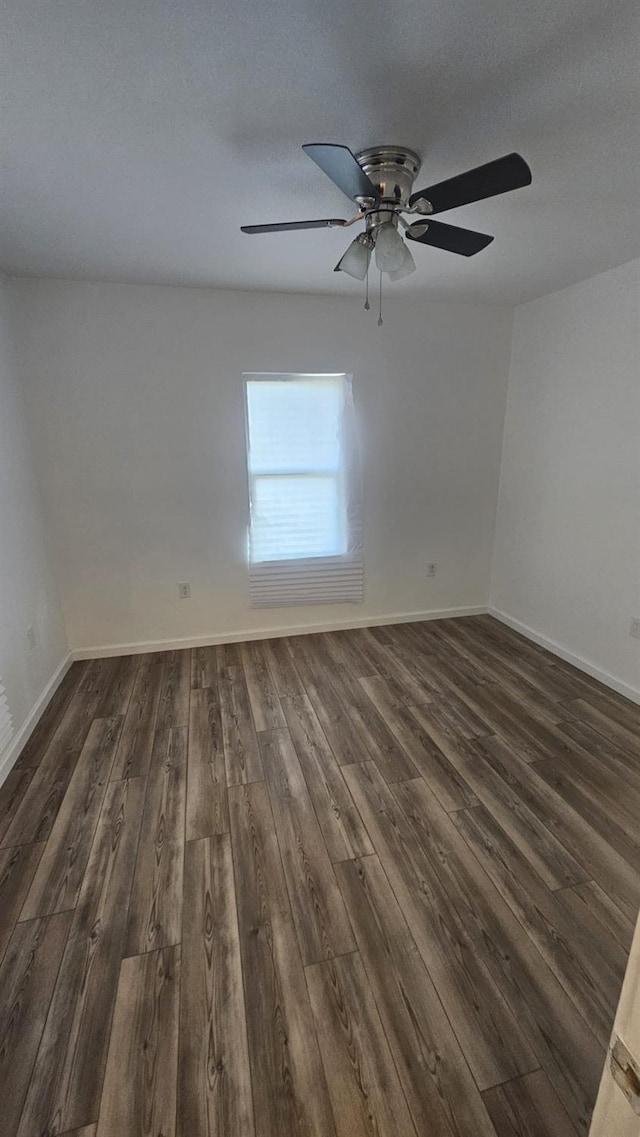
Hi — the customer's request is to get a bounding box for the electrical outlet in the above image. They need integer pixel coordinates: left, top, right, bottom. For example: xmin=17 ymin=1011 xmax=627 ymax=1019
xmin=630 ymin=618 xmax=640 ymax=640
xmin=426 ymin=562 xmax=437 ymax=578
xmin=26 ymin=625 xmax=37 ymax=649
xmin=178 ymin=582 xmax=191 ymax=599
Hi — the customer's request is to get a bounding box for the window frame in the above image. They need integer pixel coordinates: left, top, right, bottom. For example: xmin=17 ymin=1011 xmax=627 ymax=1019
xmin=243 ymin=372 xmax=351 ymax=566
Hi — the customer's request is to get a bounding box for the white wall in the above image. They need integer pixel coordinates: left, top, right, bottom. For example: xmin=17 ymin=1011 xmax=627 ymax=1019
xmin=8 ymin=279 xmax=513 ymax=652
xmin=491 ymin=259 xmax=640 ymax=699
xmin=0 ymin=277 xmax=68 ymax=770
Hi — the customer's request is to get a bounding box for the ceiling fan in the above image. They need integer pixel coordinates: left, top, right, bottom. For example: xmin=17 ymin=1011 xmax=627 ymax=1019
xmin=241 ymin=144 xmax=532 ymax=311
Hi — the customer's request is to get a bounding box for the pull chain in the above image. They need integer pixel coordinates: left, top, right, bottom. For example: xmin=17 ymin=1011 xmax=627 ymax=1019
xmin=364 ymin=265 xmax=370 ymax=311
xmin=377 ymin=268 xmax=383 ymax=326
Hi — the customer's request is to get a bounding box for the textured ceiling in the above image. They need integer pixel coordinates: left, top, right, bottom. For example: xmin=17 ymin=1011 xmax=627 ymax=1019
xmin=1 ymin=0 xmax=639 ymax=302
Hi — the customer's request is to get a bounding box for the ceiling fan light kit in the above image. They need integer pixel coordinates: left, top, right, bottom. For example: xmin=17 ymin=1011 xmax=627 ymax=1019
xmin=388 ymin=240 xmax=417 ymax=282
xmin=335 ymin=232 xmax=373 ymax=280
xmin=241 ymin=143 xmax=532 ymax=322
xmin=374 ymin=219 xmax=407 ymax=273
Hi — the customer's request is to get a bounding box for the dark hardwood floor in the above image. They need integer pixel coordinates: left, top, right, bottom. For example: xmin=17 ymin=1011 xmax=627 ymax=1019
xmin=1 ymin=614 xmax=639 ymax=1136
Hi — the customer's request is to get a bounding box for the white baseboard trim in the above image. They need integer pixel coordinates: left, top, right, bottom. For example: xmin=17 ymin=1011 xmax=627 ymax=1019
xmin=0 ymin=652 xmax=73 ymax=788
xmin=70 ymin=605 xmax=489 ymax=660
xmin=489 ymin=607 xmax=640 ymax=705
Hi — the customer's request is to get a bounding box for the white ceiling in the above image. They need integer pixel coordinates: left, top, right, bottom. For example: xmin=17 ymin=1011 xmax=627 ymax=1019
xmin=1 ymin=0 xmax=639 ymax=303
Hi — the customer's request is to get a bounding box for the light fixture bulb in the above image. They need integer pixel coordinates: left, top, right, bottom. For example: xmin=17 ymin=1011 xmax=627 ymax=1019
xmin=335 ymin=233 xmax=372 ymax=280
xmin=374 ymin=221 xmax=405 ymax=272
xmin=388 ymin=240 xmax=416 ymax=281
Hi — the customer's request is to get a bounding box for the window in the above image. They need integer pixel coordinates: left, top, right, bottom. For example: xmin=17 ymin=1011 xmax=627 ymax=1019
xmin=244 ymin=373 xmax=363 ymax=607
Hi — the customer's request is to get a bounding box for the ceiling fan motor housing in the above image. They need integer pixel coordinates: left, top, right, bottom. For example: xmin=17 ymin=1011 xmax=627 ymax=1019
xmin=355 ymin=146 xmax=421 ymax=209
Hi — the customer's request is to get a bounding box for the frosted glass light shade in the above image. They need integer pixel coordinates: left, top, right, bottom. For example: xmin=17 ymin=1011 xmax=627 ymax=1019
xmin=335 ymin=234 xmax=372 ymax=280
xmin=374 ymin=222 xmax=405 ymax=272
xmin=388 ymin=240 xmax=416 ymax=281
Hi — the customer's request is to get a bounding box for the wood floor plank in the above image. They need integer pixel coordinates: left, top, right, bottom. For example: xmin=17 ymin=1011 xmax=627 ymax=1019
xmin=15 ymin=662 xmax=84 ymax=768
xmin=228 ymin=781 xmax=336 ymax=1137
xmin=16 ymin=776 xmax=146 ymax=1136
xmin=110 ymin=660 xmax=163 ymax=779
xmin=286 ymin=633 xmax=329 ymax=683
xmin=343 ymin=761 xmax=537 ymax=1091
xmin=430 ymin=686 xmax=494 ymax=740
xmin=96 ymin=654 xmax=138 ymax=718
xmin=416 ymin=626 xmax=496 ymax=690
xmin=306 ymin=951 xmax=418 ymax=1137
xmin=287 ymin=634 xmax=378 ymax=765
xmin=565 ymin=877 xmax=634 ymax=946
xmin=215 ymin=641 xmax=243 ymax=670
xmin=325 ymin=667 xmax=419 ymax=783
xmin=543 ymin=721 xmax=640 ymax=815
xmin=53 ymin=688 xmax=108 ymax=748
xmin=2 ymin=739 xmax=82 ymax=848
xmin=240 ymin=640 xmax=286 ymax=731
xmin=390 ymin=645 xmax=488 ymax=711
xmin=565 ymin=689 xmax=640 ymax=735
xmin=156 ymin=649 xmax=191 ymax=731
xmin=410 ymin=707 xmax=588 ymax=889
xmin=471 ymin=617 xmax=552 ymax=665
xmin=437 ymin=619 xmax=570 ymax=725
xmin=563 ymin=697 xmax=640 ymax=761
xmin=534 ymin=756 xmax=640 ymax=872
xmin=282 ymin=693 xmax=373 ymax=862
xmin=295 ymin=661 xmax=374 ymax=768
xmin=555 ymin=880 xmax=633 ymax=985
xmin=462 ymin=683 xmax=574 ymax=763
xmin=0 ymin=911 xmax=72 ymax=1137
xmin=261 ymin=637 xmax=307 ymax=698
xmin=354 ymin=626 xmax=437 ymax=705
xmin=483 ymin=1069 xmax=580 ymax=1137
xmin=321 ymin=629 xmax=378 ymax=680
xmin=21 ymin=717 xmax=123 ymax=919
xmin=178 ymin=835 xmax=254 ymax=1137
xmin=0 ymin=765 xmax=36 ymax=843
xmin=0 ymin=842 xmax=45 ymax=963
xmin=452 ymin=804 xmax=620 ymax=1048
xmin=535 ymin=660 xmax=608 ymax=705
xmin=97 ymin=945 xmax=180 ymax=1137
xmin=386 ymin=775 xmax=605 ymax=1133
xmin=191 ymin=645 xmax=217 ymax=689
xmin=217 ymin=663 xmax=264 ymax=786
xmin=187 ymin=686 xmax=229 ymax=839
xmin=336 ymin=855 xmax=498 ymax=1137
xmin=76 ymin=658 xmax=117 ymax=697
xmin=476 ymin=733 xmax=640 ymax=923
xmin=126 ymin=726 xmax=187 ymax=955
xmin=413 ymin=644 xmax=569 ymax=765
xmin=359 ymin=676 xmax=479 ymax=808
xmin=3 ymin=688 xmax=105 ymax=849
xmin=559 ymin=718 xmax=640 ymax=796
xmin=260 ymin=729 xmax=355 ymax=964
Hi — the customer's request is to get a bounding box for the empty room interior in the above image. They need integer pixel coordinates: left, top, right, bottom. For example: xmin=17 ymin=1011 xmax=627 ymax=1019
xmin=1 ymin=1 xmax=640 ymax=1135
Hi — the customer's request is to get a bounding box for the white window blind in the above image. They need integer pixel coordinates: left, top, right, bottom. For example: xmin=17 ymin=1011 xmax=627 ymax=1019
xmin=244 ymin=373 xmax=363 ymax=607
xmin=0 ymin=679 xmax=14 ymax=756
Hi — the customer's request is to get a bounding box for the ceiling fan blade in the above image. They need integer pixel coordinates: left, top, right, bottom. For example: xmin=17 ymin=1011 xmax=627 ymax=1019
xmin=302 ymin=144 xmax=380 ymax=204
xmin=409 ymin=153 xmax=531 ymax=214
xmin=406 ymin=220 xmax=494 ymax=256
xmin=241 ymin=218 xmax=347 ymax=234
